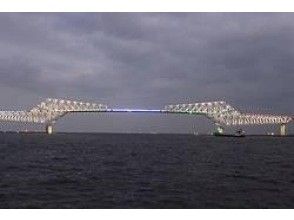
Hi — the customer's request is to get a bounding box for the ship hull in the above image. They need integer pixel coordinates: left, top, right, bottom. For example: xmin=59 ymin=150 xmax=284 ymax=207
xmin=213 ymin=132 xmax=245 ymax=137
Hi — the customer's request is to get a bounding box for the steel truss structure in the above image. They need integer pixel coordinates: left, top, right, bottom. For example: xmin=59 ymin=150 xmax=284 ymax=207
xmin=0 ymin=99 xmax=292 ymax=127
xmin=0 ymin=98 xmax=107 ymax=124
xmin=164 ymin=101 xmax=292 ymax=125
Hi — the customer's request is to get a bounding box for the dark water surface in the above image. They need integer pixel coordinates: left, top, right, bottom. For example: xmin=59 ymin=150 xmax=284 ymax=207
xmin=0 ymin=133 xmax=293 ymax=208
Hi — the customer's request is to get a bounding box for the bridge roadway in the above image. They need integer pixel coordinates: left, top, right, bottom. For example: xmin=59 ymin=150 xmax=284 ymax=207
xmin=81 ymin=109 xmax=165 ymax=113
xmin=72 ymin=109 xmax=199 ymax=114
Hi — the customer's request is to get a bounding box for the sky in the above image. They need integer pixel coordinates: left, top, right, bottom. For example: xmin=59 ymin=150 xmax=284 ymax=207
xmin=0 ymin=13 xmax=293 ymax=133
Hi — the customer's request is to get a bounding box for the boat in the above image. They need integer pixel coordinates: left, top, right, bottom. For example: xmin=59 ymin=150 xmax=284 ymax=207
xmin=213 ymin=129 xmax=245 ymax=137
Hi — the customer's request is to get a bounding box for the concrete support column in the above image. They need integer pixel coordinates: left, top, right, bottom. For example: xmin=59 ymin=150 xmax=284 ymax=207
xmin=46 ymin=124 xmax=53 ymax=135
xmin=215 ymin=124 xmax=224 ymax=134
xmin=280 ymin=124 xmax=286 ymax=136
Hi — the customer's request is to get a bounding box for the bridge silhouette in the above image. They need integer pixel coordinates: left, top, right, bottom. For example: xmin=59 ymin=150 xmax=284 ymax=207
xmin=0 ymin=98 xmax=292 ymax=135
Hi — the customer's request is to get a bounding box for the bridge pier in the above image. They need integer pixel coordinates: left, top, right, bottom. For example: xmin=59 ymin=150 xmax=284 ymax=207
xmin=215 ymin=124 xmax=224 ymax=135
xmin=46 ymin=124 xmax=53 ymax=135
xmin=280 ymin=123 xmax=286 ymax=136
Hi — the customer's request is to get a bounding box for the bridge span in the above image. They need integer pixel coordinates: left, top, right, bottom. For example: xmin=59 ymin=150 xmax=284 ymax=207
xmin=0 ymin=98 xmax=292 ymax=135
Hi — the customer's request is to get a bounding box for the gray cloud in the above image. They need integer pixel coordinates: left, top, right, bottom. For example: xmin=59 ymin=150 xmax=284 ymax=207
xmin=0 ymin=13 xmax=293 ymax=133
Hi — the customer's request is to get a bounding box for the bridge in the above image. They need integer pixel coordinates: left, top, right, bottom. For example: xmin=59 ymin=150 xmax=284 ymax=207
xmin=0 ymin=98 xmax=292 ymax=135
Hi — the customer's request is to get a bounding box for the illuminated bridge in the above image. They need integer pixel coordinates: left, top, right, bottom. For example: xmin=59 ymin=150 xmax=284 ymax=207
xmin=0 ymin=98 xmax=292 ymax=135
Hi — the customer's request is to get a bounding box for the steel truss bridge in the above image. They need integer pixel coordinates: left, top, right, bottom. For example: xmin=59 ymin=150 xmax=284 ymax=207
xmin=0 ymin=98 xmax=292 ymax=135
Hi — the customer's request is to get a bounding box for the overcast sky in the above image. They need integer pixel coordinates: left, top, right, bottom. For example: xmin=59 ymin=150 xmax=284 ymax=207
xmin=0 ymin=13 xmax=293 ymax=133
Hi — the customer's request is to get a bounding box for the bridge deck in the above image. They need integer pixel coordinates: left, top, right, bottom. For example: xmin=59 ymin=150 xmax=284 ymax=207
xmin=70 ymin=109 xmax=199 ymax=114
xmin=72 ymin=109 xmax=165 ymax=113
xmin=108 ymin=109 xmax=164 ymax=113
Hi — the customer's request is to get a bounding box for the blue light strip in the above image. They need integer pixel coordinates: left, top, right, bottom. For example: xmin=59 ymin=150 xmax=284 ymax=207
xmin=108 ymin=109 xmax=163 ymax=113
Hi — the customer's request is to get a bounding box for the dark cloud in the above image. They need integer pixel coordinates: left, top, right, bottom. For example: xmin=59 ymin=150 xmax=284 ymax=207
xmin=0 ymin=13 xmax=293 ymax=133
